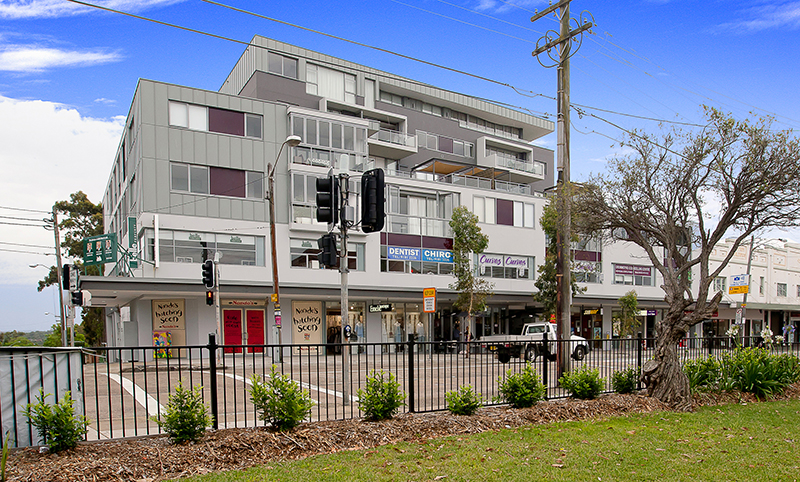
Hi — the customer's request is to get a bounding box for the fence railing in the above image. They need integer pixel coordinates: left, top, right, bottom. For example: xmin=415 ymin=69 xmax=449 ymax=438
xmin=2 ymin=335 xmax=798 ymax=447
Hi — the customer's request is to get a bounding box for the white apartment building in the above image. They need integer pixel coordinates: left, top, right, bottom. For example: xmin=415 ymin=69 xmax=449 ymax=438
xmin=82 ymin=36 xmax=669 ymax=352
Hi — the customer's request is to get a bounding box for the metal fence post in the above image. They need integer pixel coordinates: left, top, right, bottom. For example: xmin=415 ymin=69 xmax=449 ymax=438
xmin=636 ymin=332 xmax=643 ymax=391
xmin=542 ymin=331 xmax=549 ymax=399
xmin=208 ymin=333 xmax=219 ymax=430
xmin=407 ymin=334 xmax=415 ymax=413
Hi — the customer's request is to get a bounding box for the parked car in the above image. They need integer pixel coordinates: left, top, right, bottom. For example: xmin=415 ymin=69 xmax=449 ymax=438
xmin=481 ymin=322 xmax=590 ymax=364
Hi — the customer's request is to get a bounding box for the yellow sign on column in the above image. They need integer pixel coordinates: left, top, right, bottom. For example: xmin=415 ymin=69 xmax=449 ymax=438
xmin=423 ymin=287 xmax=436 ymax=313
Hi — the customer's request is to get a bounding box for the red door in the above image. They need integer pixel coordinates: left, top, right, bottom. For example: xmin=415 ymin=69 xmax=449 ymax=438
xmin=246 ymin=309 xmax=265 ymax=353
xmin=223 ymin=309 xmax=243 ymax=353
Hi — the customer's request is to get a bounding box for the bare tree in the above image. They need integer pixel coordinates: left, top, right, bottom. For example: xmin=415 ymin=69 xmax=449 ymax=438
xmin=575 ymin=109 xmax=800 ymax=410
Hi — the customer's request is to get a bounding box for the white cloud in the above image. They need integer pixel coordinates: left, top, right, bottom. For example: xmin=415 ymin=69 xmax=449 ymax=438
xmin=0 ymin=0 xmax=184 ymax=19
xmin=474 ymin=0 xmax=545 ymax=14
xmin=717 ymin=1 xmax=800 ymax=32
xmin=0 ymin=46 xmax=121 ymax=72
xmin=94 ymin=97 xmax=116 ymax=105
xmin=0 ymin=95 xmax=123 ymax=286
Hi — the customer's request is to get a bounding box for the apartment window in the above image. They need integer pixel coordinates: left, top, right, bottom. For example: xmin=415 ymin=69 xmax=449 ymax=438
xmin=760 ymin=276 xmax=765 ymax=295
xmin=145 ymin=229 xmax=264 ymax=266
xmin=306 ymin=64 xmax=356 ymax=104
xmin=777 ymin=283 xmax=787 ymax=297
xmin=574 ymin=261 xmax=602 ymax=283
xmin=417 ymin=131 xmax=474 ymax=158
xmin=614 ymin=264 xmax=654 ymax=286
xmin=291 ymin=238 xmax=364 ymax=271
xmin=713 ymin=277 xmax=726 ymax=293
xmin=267 ymin=52 xmax=298 ymax=78
xmin=169 ymin=101 xmax=262 ymax=139
xmin=478 ymin=254 xmax=533 ymax=280
xmin=290 ymin=114 xmax=367 ymax=170
xmin=171 ymin=162 xmax=262 ymax=199
xmin=797 ymin=284 xmax=800 ymax=297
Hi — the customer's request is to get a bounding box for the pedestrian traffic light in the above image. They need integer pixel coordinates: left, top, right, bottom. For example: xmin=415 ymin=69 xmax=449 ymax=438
xmin=317 ymin=233 xmax=339 ymax=268
xmin=206 ymin=290 xmax=214 ymax=306
xmin=202 ymin=259 xmax=215 ymax=288
xmin=315 ymin=175 xmax=339 ymax=226
xmin=361 ymin=168 xmax=385 ymax=233
xmin=71 ymin=290 xmax=83 ymax=306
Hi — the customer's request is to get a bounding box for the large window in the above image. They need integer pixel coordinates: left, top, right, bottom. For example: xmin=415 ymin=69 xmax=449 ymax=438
xmin=145 ymin=229 xmax=265 ymax=266
xmin=306 ymin=64 xmax=356 ymax=104
xmin=290 ymin=238 xmax=364 ymax=271
xmin=169 ymin=101 xmax=262 ymax=139
xmin=478 ymin=253 xmax=533 ymax=280
xmin=386 ymin=186 xmax=458 ymax=237
xmin=614 ymin=264 xmax=654 ymax=286
xmin=290 ymin=114 xmax=367 ymax=171
xmin=473 ymin=196 xmax=534 ymax=228
xmin=267 ymin=52 xmax=298 ymax=78
xmin=417 ymin=131 xmax=474 ymax=158
xmin=170 ymin=163 xmax=263 ymax=199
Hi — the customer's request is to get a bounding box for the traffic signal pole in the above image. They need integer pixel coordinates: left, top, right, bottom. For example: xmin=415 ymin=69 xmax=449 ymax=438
xmin=339 ymin=173 xmax=351 ymax=404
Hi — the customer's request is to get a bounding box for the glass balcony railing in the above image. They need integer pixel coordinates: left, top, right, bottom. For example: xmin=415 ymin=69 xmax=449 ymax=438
xmin=368 ymin=128 xmax=417 ymax=149
xmin=385 ymin=214 xmax=452 ymax=237
xmin=490 ymin=154 xmax=546 ymax=177
xmin=438 ymin=174 xmax=534 ymax=196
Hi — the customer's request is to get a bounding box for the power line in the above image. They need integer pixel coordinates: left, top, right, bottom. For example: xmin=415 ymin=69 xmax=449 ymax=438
xmin=0 ymin=205 xmax=51 ymax=214
xmin=0 ymin=241 xmax=54 ymax=249
xmin=0 ymin=221 xmax=46 ymax=227
xmin=0 ymin=215 xmax=46 ymax=223
xmin=0 ymin=248 xmax=54 ymax=256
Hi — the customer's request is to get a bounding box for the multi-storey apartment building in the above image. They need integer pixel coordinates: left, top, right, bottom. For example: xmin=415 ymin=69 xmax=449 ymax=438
xmin=84 ymin=36 xmax=669 ymax=351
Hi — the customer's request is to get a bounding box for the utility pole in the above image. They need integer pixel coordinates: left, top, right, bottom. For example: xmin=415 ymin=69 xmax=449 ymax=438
xmin=531 ymin=0 xmax=593 ymax=376
xmin=741 ymin=235 xmax=755 ymax=344
xmin=339 ymin=173 xmax=351 ymax=403
xmin=51 ymin=207 xmax=68 ymax=346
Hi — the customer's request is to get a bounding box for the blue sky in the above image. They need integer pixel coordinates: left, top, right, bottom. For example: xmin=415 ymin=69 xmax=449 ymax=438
xmin=2 ymin=0 xmax=800 ymax=332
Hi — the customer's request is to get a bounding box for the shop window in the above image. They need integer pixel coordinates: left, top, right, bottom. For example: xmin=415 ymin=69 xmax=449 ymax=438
xmin=145 ymin=228 xmax=264 ymax=266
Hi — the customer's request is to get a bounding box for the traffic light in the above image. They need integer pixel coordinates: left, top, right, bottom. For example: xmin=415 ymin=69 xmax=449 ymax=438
xmin=361 ymin=168 xmax=385 ymax=233
xmin=71 ymin=290 xmax=83 ymax=306
xmin=315 ymin=175 xmax=339 ymax=226
xmin=62 ymin=264 xmax=70 ymax=290
xmin=206 ymin=290 xmax=214 ymax=306
xmin=317 ymin=233 xmax=339 ymax=268
xmin=202 ymin=259 xmax=215 ymax=288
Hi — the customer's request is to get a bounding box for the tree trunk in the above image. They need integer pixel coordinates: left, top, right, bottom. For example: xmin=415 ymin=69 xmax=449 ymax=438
xmin=641 ymin=316 xmax=692 ymax=411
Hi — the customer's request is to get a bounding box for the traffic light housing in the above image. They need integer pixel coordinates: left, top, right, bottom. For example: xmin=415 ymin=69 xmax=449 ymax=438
xmin=361 ymin=168 xmax=385 ymax=233
xmin=315 ymin=175 xmax=339 ymax=226
xmin=62 ymin=264 xmax=70 ymax=290
xmin=318 ymin=233 xmax=339 ymax=268
xmin=202 ymin=259 xmax=215 ymax=288
xmin=71 ymin=290 xmax=83 ymax=306
xmin=206 ymin=290 xmax=214 ymax=306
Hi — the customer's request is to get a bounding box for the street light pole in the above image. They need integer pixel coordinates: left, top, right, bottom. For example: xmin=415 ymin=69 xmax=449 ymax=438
xmin=267 ymin=135 xmax=302 ymax=358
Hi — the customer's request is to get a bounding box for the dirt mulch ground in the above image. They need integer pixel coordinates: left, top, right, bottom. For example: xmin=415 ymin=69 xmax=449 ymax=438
xmin=8 ymin=385 xmax=800 ymax=482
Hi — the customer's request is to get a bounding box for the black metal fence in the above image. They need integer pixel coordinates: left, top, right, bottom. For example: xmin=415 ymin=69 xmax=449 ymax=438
xmin=2 ymin=334 xmax=799 ymax=447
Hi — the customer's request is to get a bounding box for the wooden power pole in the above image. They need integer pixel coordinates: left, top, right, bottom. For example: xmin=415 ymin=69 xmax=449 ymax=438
xmin=531 ymin=0 xmax=593 ymax=376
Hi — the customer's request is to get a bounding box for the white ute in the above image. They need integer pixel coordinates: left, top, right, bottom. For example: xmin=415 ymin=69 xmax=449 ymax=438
xmin=480 ymin=322 xmax=591 ymax=364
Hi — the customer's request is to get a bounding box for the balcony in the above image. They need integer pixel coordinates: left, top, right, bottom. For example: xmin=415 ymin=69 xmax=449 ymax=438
xmin=385 ymin=214 xmax=452 ymax=237
xmin=486 ymin=154 xmax=546 ymax=182
xmin=367 ymin=128 xmax=417 ymax=159
xmin=438 ymin=173 xmax=535 ymax=196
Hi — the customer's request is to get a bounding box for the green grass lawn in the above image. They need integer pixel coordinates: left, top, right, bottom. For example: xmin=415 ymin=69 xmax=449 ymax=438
xmin=179 ymin=400 xmax=800 ymax=482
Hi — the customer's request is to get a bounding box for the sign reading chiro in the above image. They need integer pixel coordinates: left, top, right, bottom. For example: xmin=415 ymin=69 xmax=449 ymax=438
xmin=83 ymin=233 xmax=117 ymax=266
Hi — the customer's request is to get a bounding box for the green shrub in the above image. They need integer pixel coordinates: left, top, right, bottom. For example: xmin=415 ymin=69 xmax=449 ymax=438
xmin=445 ymin=385 xmax=482 ymax=415
xmin=357 ymin=370 xmax=405 ymax=420
xmin=23 ymin=389 xmax=88 ymax=452
xmin=250 ymin=366 xmax=314 ymax=431
xmin=497 ymin=363 xmax=546 ymax=408
xmin=611 ymin=367 xmax=639 ymax=394
xmin=559 ymin=365 xmax=605 ymax=400
xmin=683 ymin=348 xmax=800 ymax=399
xmin=152 ymin=380 xmax=213 ymax=444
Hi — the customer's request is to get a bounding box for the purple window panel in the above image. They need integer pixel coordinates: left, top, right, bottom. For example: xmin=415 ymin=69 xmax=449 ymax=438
xmin=210 ymin=167 xmax=246 ymax=198
xmin=208 ymin=107 xmax=245 ymax=137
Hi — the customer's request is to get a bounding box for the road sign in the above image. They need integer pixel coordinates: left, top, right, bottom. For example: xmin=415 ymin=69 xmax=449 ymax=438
xmin=423 ymin=287 xmax=436 ymax=313
xmin=735 ymin=308 xmax=743 ymax=324
xmin=729 ymin=274 xmax=749 ymax=294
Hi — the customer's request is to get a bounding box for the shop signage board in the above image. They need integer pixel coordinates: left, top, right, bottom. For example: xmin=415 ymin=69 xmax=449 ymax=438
xmin=369 ymin=303 xmax=393 ymax=313
xmin=83 ymin=233 xmax=117 ymax=266
xmin=729 ymin=274 xmax=749 ymax=294
xmin=423 ymin=288 xmax=436 ymax=313
xmin=291 ymin=301 xmax=322 ymax=352
xmin=387 ymin=246 xmax=453 ymax=262
xmin=127 ymin=217 xmax=138 ymax=269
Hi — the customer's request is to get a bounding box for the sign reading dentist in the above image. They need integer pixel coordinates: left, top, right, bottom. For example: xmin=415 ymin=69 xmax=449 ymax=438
xmin=387 ymin=246 xmax=453 ymax=263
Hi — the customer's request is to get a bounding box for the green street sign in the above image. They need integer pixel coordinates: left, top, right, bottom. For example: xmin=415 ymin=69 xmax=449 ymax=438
xmin=83 ymin=233 xmax=118 ymax=266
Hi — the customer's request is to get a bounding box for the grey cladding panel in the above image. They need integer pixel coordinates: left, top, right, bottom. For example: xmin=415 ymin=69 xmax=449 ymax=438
xmin=193 ymin=131 xmax=207 ymax=165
